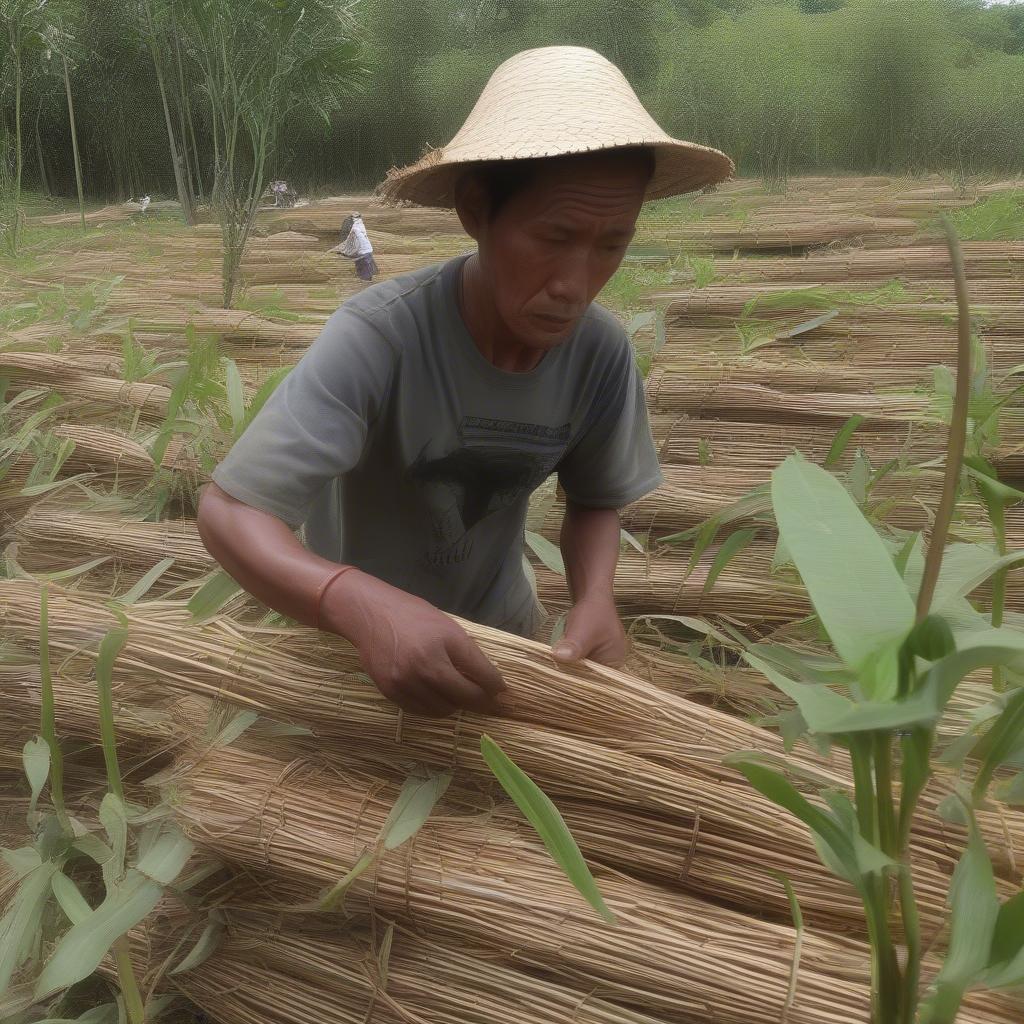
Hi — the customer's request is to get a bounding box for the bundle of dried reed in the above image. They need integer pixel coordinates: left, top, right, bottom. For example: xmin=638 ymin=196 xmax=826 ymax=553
xmin=165 ymin=743 xmax=1021 ymax=1024
xmin=0 ymin=352 xmax=170 ymax=417
xmin=4 ymin=581 xmax=1017 ymax=907
xmin=161 ymin=911 xmax=674 ymax=1024
xmin=712 ymin=242 xmax=1024 ymax=285
xmin=167 ymin=742 xmax=878 ymax=1024
xmin=651 ymin=416 xmax=949 ymax=469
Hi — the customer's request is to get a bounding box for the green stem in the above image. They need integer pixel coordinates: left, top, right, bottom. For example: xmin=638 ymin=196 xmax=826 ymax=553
xmin=874 ymin=734 xmax=896 ymax=854
xmin=991 ymin=503 xmax=1007 ymax=691
xmin=96 ymin=629 xmax=128 ymax=802
xmin=851 ymin=735 xmax=877 ymax=844
xmin=898 ymin=729 xmax=933 ymax=853
xmin=898 ymin=866 xmax=922 ymax=1024
xmin=916 ymin=216 xmax=972 ymax=621
xmin=114 ymin=936 xmax=145 ymax=1024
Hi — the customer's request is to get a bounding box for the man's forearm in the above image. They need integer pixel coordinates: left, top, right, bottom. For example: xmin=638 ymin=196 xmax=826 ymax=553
xmin=196 ymin=482 xmax=351 ymax=629
xmin=559 ymin=500 xmax=621 ymax=605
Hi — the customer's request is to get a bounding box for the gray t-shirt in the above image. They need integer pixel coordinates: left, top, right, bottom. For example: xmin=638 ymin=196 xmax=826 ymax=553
xmin=211 ymin=253 xmax=662 ymax=636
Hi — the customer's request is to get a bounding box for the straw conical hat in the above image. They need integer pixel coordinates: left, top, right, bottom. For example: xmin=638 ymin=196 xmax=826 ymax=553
xmin=377 ymin=45 xmax=735 ymax=208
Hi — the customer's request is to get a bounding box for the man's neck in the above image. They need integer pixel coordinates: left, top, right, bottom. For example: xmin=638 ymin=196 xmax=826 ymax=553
xmin=458 ymin=254 xmax=545 ymax=373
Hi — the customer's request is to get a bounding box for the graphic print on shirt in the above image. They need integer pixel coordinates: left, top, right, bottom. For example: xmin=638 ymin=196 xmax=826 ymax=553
xmin=409 ymin=416 xmax=570 ymax=567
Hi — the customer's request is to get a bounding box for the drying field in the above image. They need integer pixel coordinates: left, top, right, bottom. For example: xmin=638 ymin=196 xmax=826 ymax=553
xmin=2 ymin=174 xmax=1024 ymax=1023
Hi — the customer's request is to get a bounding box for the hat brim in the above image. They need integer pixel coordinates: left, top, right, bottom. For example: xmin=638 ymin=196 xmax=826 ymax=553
xmin=375 ymin=139 xmax=735 ymax=209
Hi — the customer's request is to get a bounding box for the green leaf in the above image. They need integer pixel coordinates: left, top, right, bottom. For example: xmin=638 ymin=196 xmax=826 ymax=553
xmin=135 ymin=826 xmax=194 ymax=885
xmin=620 ymin=528 xmax=644 ymax=553
xmin=771 ymin=454 xmax=915 ymax=673
xmin=995 ymin=770 xmax=1024 ymax=805
xmin=0 ymin=862 xmax=58 ymax=996
xmin=224 ymin=358 xmax=245 ymax=435
xmin=187 ymin=570 xmax=243 ymax=622
xmin=96 ymin=630 xmax=128 ymax=802
xmin=34 ymin=871 xmax=163 ymax=1000
xmin=481 ymin=735 xmax=615 ymax=924
xmin=741 ymin=651 xmax=853 ymax=732
xmin=683 ymin=518 xmax=720 ymax=581
xmin=847 ymin=449 xmax=871 ymax=505
xmin=211 ymin=710 xmax=259 ymax=748
xmin=169 ymin=913 xmax=224 ymax=975
xmin=824 ymin=414 xmax=865 ymax=468
xmin=920 ymin=810 xmax=999 ymax=1023
xmin=22 ymin=737 xmax=50 ymax=817
xmin=703 ymin=529 xmax=756 ymax=594
xmin=380 ymin=770 xmax=452 ymax=851
xmin=99 ymin=794 xmax=128 ymax=886
xmin=524 ymin=531 xmax=565 ymax=576
xmin=115 ymin=559 xmax=175 ymax=606
xmin=771 ymin=533 xmax=793 ymax=572
xmin=971 ymin=687 xmax=1024 ymax=799
xmin=242 ymin=367 xmax=291 ymax=432
xmin=727 ymin=757 xmax=860 ymax=888
xmin=51 ymin=873 xmax=92 ymax=926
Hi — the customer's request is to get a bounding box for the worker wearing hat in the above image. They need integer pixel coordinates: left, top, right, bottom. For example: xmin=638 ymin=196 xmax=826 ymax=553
xmin=199 ymin=46 xmax=733 ymax=717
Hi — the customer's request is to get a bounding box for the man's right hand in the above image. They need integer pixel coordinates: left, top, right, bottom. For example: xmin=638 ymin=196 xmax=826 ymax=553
xmin=320 ymin=568 xmax=507 ymax=718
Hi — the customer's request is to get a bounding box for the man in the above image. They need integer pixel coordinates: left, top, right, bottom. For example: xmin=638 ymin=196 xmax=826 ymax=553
xmin=197 ymin=45 xmax=732 ymax=718
xmin=335 ymin=212 xmax=378 ymax=281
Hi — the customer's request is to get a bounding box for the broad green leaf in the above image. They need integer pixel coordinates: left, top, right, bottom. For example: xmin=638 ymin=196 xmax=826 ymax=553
xmin=824 ymin=414 xmax=865 ymax=468
xmin=933 ymin=545 xmax=1024 ymax=611
xmin=481 ymin=735 xmax=615 ymax=924
xmin=822 ymin=791 xmax=893 ymax=876
xmin=31 ymin=555 xmax=113 ymax=582
xmin=19 ymin=473 xmax=94 ymax=498
xmin=971 ymin=687 xmax=1024 ymax=799
xmin=1 ymin=847 xmax=41 ymax=879
xmin=51 ymin=873 xmax=92 ymax=926
xmin=741 ymin=651 xmax=852 ymax=732
xmin=115 ymin=559 xmax=175 ymax=606
xmin=524 ymin=531 xmax=565 ymax=576
xmin=703 ymin=529 xmax=756 ymax=594
xmin=847 ymin=449 xmax=871 ymax=505
xmin=380 ymin=770 xmax=452 ymax=851
xmin=995 ymin=770 xmax=1024 ymax=805
xmin=34 ymin=871 xmax=163 ymax=999
xmin=771 ymin=533 xmax=793 ymax=572
xmin=0 ymin=862 xmax=58 ymax=996
xmin=187 ymin=570 xmax=242 ymax=623
xmin=771 ymin=454 xmax=915 ymax=672
xmin=72 ymin=834 xmax=114 ymax=867
xmin=169 ymin=913 xmax=224 ymax=975
xmin=920 ymin=811 xmax=998 ymax=1024
xmin=727 ymin=758 xmax=859 ymax=888
xmin=22 ymin=737 xmax=50 ymax=816
xmin=632 ymin=614 xmax=742 ymax=650
xmin=135 ymin=827 xmax=194 ymax=886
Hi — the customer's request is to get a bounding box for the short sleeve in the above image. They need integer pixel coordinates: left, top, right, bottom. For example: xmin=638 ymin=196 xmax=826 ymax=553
xmin=557 ymin=338 xmax=662 ymax=509
xmin=211 ymin=306 xmax=397 ymax=528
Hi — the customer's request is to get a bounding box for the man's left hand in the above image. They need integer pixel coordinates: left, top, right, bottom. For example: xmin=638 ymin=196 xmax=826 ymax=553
xmin=550 ymin=594 xmax=628 ymax=668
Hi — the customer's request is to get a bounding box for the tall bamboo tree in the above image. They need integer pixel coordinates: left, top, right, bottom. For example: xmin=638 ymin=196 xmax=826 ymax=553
xmin=1 ymin=0 xmax=47 ymax=252
xmin=177 ymin=0 xmax=364 ymax=307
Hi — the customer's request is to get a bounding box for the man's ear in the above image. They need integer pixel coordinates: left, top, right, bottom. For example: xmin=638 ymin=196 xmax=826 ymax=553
xmin=453 ymin=170 xmax=488 ymax=243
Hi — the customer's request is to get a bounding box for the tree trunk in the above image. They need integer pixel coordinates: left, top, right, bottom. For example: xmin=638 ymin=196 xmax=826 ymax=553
xmin=35 ymin=105 xmax=49 ymax=197
xmin=63 ymin=56 xmax=87 ymax=231
xmin=143 ymin=1 xmax=194 ymax=225
xmin=11 ymin=33 xmax=24 ymax=252
xmin=174 ymin=30 xmax=205 ymax=203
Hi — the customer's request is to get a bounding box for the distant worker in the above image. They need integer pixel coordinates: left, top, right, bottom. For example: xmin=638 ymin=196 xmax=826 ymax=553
xmin=337 ymin=212 xmax=378 ymax=282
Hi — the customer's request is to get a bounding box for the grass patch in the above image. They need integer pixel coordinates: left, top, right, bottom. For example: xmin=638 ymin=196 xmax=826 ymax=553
xmin=599 ymin=262 xmax=675 ymax=314
xmin=942 ymin=190 xmax=1024 ymax=241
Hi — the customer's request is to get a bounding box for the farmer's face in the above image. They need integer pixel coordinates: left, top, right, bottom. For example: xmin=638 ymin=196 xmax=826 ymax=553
xmin=467 ymin=153 xmax=648 ymax=349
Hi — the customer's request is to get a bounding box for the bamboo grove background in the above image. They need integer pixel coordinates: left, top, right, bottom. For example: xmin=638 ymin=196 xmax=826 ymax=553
xmin=2 ymin=0 xmax=1024 ymax=209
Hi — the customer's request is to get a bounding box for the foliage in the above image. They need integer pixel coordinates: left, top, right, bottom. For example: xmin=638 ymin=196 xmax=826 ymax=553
xmin=4 ymin=0 xmax=1024 ymax=204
